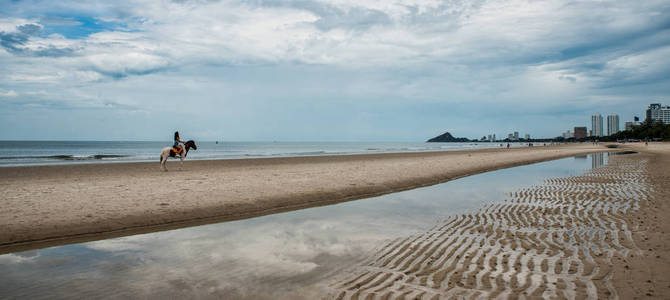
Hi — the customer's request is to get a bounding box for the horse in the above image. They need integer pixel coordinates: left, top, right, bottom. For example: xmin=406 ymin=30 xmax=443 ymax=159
xmin=160 ymin=140 xmax=197 ymax=171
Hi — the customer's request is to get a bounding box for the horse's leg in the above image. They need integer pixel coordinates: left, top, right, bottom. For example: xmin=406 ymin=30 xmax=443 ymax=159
xmin=180 ymin=155 xmax=184 ymax=170
xmin=161 ymin=153 xmax=168 ymax=171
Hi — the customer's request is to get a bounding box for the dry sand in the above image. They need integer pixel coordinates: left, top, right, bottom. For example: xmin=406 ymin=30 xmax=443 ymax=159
xmin=0 ymin=143 xmax=610 ymax=253
xmin=329 ymin=143 xmax=670 ymax=299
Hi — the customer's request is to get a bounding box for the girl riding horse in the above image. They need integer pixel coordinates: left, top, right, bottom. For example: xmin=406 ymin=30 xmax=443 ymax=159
xmin=173 ymin=131 xmax=185 ymax=153
xmin=160 ymin=132 xmax=197 ymax=171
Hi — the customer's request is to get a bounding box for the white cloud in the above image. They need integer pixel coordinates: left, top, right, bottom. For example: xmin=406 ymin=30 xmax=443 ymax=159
xmin=86 ymin=52 xmax=168 ymax=76
xmin=0 ymin=18 xmax=36 ymax=32
xmin=0 ymin=89 xmax=18 ymax=97
xmin=8 ymin=73 xmax=66 ymax=82
xmin=2 ymin=1 xmax=669 ymax=81
xmin=0 ymin=253 xmax=39 ymax=264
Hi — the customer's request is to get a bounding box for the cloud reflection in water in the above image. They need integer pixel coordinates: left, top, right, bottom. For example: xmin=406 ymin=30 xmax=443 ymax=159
xmin=0 ymin=155 xmax=602 ymax=299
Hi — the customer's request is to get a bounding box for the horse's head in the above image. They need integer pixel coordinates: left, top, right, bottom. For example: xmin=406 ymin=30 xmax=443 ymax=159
xmin=184 ymin=140 xmax=197 ymax=152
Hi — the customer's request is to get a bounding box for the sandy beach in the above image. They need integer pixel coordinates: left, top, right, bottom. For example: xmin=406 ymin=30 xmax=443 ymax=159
xmin=0 ymin=143 xmax=611 ymax=253
xmin=330 ymin=143 xmax=670 ymax=299
xmin=1 ymin=143 xmax=669 ymax=299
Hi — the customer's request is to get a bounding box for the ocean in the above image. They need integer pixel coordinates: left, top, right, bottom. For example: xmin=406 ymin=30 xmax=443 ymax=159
xmin=0 ymin=141 xmax=530 ymax=167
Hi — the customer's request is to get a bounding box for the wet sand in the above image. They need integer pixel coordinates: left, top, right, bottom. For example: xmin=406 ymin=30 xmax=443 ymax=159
xmin=330 ymin=143 xmax=670 ymax=299
xmin=0 ymin=143 xmax=610 ymax=253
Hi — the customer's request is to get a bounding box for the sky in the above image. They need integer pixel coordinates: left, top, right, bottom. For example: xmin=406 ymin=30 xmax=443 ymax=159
xmin=1 ymin=0 xmax=669 ymax=141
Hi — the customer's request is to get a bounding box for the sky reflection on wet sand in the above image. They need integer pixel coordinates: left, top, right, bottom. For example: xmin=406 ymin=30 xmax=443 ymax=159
xmin=0 ymin=155 xmax=605 ymax=299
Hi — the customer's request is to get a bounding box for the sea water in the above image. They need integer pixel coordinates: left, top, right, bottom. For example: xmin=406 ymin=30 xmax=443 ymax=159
xmin=0 ymin=140 xmax=533 ymax=166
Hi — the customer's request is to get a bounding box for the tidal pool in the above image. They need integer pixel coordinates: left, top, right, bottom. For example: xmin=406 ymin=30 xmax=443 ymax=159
xmin=0 ymin=154 xmax=608 ymax=299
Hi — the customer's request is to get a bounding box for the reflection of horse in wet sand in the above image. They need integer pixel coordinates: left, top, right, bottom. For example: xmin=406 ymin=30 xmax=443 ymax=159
xmin=160 ymin=140 xmax=197 ymax=171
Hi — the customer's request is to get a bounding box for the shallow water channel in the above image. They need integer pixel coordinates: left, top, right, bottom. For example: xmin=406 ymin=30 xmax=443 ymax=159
xmin=0 ymin=153 xmax=609 ymax=299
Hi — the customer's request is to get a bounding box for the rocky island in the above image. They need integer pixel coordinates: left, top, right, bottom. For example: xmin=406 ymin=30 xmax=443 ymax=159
xmin=426 ymin=132 xmax=472 ymax=143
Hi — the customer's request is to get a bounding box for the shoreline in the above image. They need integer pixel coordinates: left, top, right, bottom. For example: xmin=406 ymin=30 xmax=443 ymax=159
xmin=0 ymin=141 xmax=532 ymax=168
xmin=0 ymin=144 xmax=616 ymax=254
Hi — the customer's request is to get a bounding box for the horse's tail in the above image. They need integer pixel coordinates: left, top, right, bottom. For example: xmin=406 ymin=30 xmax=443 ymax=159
xmin=159 ymin=154 xmax=162 ymax=162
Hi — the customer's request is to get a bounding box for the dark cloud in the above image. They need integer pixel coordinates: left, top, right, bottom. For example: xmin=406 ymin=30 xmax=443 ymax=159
xmin=557 ymin=19 xmax=670 ymax=61
xmin=0 ymin=31 xmax=30 ymax=53
xmin=17 ymin=23 xmax=42 ymax=35
xmin=0 ymin=23 xmax=75 ymax=57
xmin=90 ymin=66 xmax=168 ymax=80
xmin=558 ymin=75 xmax=577 ymax=83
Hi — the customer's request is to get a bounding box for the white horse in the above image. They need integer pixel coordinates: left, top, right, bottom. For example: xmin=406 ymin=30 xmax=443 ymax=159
xmin=160 ymin=140 xmax=197 ymax=171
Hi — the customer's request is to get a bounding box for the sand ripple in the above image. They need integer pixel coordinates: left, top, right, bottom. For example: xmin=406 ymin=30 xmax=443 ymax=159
xmin=330 ymin=156 xmax=648 ymax=299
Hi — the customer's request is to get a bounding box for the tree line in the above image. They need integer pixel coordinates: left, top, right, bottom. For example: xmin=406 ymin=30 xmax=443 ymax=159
xmin=582 ymin=120 xmax=670 ymax=142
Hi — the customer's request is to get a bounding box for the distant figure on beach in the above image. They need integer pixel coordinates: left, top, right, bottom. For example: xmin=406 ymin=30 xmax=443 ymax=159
xmin=506 ymin=143 xmax=510 ymax=149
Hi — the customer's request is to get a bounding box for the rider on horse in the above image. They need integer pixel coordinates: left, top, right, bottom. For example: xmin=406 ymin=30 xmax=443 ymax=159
xmin=161 ymin=134 xmax=197 ymax=171
xmin=173 ymin=131 xmax=185 ymax=155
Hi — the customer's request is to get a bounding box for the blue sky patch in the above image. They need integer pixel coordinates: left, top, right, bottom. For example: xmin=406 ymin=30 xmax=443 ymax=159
xmin=39 ymin=15 xmax=123 ymax=39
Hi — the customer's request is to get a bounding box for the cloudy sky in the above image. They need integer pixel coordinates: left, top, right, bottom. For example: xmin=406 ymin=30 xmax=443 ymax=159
xmin=1 ymin=0 xmax=669 ymax=141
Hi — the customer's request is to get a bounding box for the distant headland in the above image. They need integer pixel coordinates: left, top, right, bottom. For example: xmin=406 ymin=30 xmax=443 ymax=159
xmin=426 ymin=132 xmax=471 ymax=143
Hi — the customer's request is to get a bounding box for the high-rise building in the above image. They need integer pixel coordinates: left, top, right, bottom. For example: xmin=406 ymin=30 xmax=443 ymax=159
xmin=524 ymin=134 xmax=530 ymax=140
xmin=606 ymin=114 xmax=620 ymax=136
xmin=574 ymin=127 xmax=587 ymax=139
xmin=647 ymin=104 xmax=660 ymax=122
xmin=646 ymin=103 xmax=670 ymax=124
xmin=513 ymin=131 xmax=519 ymax=140
xmin=591 ymin=114 xmax=603 ymax=137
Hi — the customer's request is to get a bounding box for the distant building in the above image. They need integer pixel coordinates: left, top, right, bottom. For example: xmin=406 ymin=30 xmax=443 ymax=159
xmin=646 ymin=103 xmax=670 ymax=124
xmin=513 ymin=131 xmax=519 ymax=140
xmin=574 ymin=127 xmax=587 ymax=139
xmin=508 ymin=133 xmax=514 ymax=140
xmin=562 ymin=130 xmax=573 ymax=139
xmin=606 ymin=114 xmax=620 ymax=136
xmin=625 ymin=121 xmax=641 ymax=131
xmin=646 ymin=104 xmax=660 ymax=122
xmin=524 ymin=134 xmax=530 ymax=140
xmin=492 ymin=134 xmax=496 ymax=141
xmin=591 ymin=114 xmax=603 ymax=137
